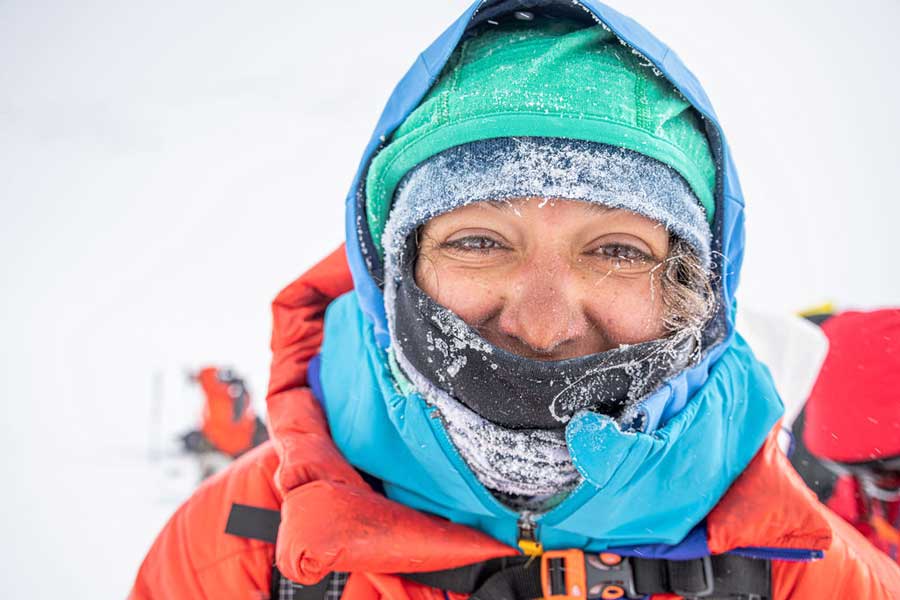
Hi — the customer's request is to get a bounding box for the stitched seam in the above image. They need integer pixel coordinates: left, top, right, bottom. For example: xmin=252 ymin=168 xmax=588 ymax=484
xmin=634 ymin=72 xmax=650 ymax=130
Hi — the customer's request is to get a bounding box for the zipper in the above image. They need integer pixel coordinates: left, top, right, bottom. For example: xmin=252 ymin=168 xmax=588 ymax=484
xmin=517 ymin=511 xmax=544 ymax=556
xmin=729 ymin=546 xmax=824 ymax=562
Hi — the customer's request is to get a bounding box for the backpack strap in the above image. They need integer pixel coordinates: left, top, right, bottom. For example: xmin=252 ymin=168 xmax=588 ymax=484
xmin=225 ymin=503 xmax=280 ymax=543
xmin=225 ymin=503 xmax=349 ymax=599
xmin=631 ymin=554 xmax=770 ymax=599
xmin=406 ymin=550 xmax=771 ymax=600
xmin=403 ymin=558 xmax=541 ymax=600
xmin=224 ymin=503 xmax=771 ymax=599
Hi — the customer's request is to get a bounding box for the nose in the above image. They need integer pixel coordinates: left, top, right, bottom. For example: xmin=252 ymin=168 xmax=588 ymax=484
xmin=495 ymin=256 xmax=590 ymax=358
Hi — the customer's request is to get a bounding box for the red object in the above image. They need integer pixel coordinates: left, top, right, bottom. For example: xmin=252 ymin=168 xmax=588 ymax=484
xmin=130 ymin=248 xmax=900 ymax=599
xmin=196 ymin=367 xmax=257 ymax=457
xmin=803 ymin=309 xmax=900 ymax=463
xmin=827 ymin=475 xmax=900 ymax=563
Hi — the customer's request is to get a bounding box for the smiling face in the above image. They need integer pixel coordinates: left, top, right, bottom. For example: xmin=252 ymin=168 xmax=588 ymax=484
xmin=414 ymin=198 xmax=672 ymax=361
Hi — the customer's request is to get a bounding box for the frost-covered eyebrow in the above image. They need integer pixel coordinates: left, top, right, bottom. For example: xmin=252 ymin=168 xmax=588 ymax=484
xmin=480 ymin=199 xmax=522 ymax=211
xmin=583 ymin=202 xmax=615 ymax=214
xmin=480 ymin=198 xmax=614 ymax=213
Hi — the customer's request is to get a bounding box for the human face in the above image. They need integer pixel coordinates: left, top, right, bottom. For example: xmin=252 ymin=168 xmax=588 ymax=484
xmin=415 ymin=198 xmax=670 ymax=361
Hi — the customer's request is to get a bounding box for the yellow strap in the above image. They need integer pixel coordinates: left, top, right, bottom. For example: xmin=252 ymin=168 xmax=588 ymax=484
xmin=518 ymin=538 xmax=544 ymax=557
xmin=796 ymin=302 xmax=836 ymax=318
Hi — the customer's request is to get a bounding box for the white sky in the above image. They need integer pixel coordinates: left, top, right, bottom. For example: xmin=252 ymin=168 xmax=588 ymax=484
xmin=2 ymin=1 xmax=899 ymax=597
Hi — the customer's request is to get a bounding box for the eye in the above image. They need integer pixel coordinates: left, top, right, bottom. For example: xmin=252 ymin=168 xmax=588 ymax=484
xmin=442 ymin=235 xmax=509 ymax=253
xmin=593 ymin=243 xmax=655 ymax=270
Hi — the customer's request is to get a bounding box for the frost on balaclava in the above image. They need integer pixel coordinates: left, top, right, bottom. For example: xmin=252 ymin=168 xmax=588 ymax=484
xmin=381 ymin=137 xmax=712 ymax=510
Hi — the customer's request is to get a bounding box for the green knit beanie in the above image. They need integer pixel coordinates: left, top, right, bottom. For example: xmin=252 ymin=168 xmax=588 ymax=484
xmin=366 ymin=19 xmax=716 ymax=257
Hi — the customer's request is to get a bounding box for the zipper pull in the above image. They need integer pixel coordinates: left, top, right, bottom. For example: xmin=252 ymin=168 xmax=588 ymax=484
xmin=517 ymin=513 xmax=543 ymax=556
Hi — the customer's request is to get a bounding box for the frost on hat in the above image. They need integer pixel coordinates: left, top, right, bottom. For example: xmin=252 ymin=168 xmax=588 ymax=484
xmin=382 ymin=137 xmax=712 ymax=275
xmin=366 ymin=18 xmax=717 ymax=259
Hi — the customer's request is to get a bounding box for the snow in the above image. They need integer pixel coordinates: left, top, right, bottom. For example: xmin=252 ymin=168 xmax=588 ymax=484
xmin=3 ymin=0 xmax=900 ymax=597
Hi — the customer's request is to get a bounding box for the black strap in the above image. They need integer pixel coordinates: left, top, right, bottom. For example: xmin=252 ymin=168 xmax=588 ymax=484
xmin=403 ymin=557 xmax=541 ymax=599
xmin=401 ymin=557 xmax=523 ymax=593
xmin=468 ymin=562 xmax=544 ymax=600
xmin=713 ymin=555 xmax=771 ymax=600
xmin=632 ymin=555 xmax=770 ymax=598
xmin=225 ymin=503 xmax=280 ymax=543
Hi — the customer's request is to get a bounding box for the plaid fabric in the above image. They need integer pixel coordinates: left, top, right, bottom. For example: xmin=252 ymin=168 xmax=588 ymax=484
xmin=277 ymin=576 xmax=296 ymax=600
xmin=277 ymin=572 xmax=348 ymax=600
xmin=326 ymin=573 xmax=349 ymax=600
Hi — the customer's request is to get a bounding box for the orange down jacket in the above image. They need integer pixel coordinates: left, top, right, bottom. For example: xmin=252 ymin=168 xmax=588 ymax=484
xmin=130 ymin=247 xmax=900 ymax=599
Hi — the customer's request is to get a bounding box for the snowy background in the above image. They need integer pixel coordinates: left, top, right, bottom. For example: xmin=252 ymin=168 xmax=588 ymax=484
xmin=2 ymin=1 xmax=899 ymax=597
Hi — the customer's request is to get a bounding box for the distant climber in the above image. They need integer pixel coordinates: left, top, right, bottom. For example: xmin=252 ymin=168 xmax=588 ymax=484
xmin=180 ymin=366 xmax=268 ymax=478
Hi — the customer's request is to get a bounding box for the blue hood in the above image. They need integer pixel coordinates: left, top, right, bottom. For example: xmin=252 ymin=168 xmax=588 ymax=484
xmin=318 ymin=0 xmax=783 ymax=553
xmin=345 ymin=0 xmax=746 ymax=358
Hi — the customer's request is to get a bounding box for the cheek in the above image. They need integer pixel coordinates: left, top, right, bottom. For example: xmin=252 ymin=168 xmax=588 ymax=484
xmin=583 ymin=275 xmax=667 ymax=344
xmin=415 ymin=258 xmax=503 ymax=323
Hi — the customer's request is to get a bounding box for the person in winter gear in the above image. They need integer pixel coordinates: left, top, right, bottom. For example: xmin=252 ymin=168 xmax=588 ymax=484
xmin=131 ymin=3 xmax=900 ymax=599
xmin=801 ymin=309 xmax=900 ymax=562
xmin=180 ymin=366 xmax=268 ymax=478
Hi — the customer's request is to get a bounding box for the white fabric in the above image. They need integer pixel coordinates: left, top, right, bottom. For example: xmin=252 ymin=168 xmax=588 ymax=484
xmin=736 ymin=308 xmax=829 ymax=448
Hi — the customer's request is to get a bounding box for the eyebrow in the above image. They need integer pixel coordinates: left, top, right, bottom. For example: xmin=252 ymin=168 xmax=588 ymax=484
xmin=583 ymin=202 xmax=614 ymax=214
xmin=482 ymin=198 xmax=615 ymax=213
xmin=482 ymin=199 xmax=519 ymax=211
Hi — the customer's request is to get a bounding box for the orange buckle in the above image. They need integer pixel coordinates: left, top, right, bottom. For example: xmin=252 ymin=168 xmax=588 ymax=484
xmin=541 ymin=549 xmax=587 ymax=599
xmin=541 ymin=550 xmax=639 ymax=599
